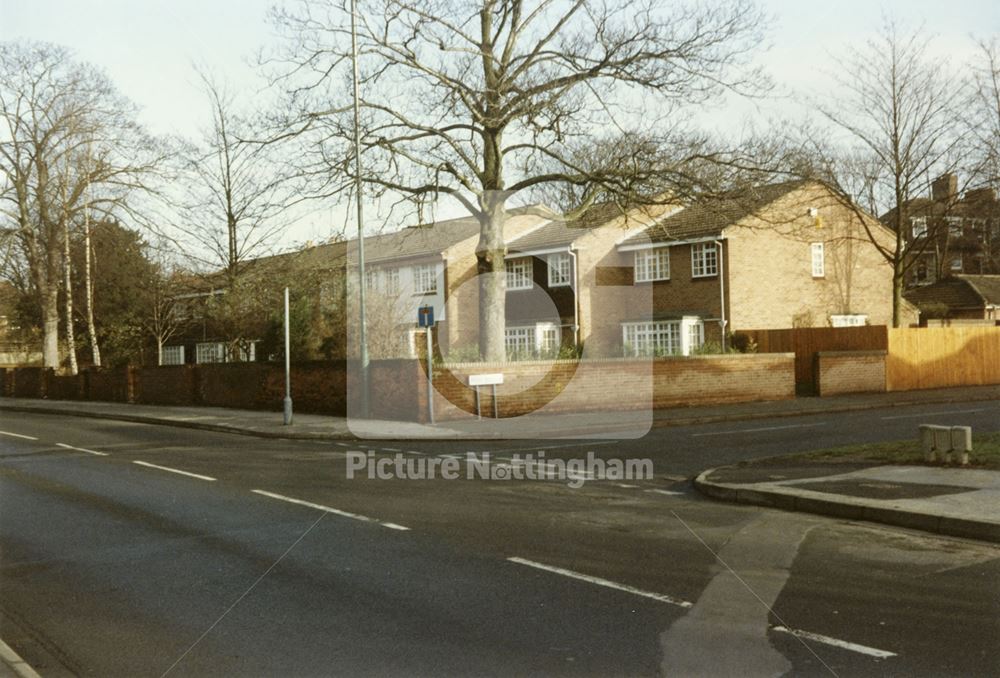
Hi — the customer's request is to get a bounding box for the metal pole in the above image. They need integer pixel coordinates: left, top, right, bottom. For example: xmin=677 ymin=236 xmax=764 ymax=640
xmin=716 ymin=239 xmax=727 ymax=352
xmin=426 ymin=326 xmax=435 ymax=424
xmin=351 ymin=0 xmax=370 ymax=417
xmin=283 ymin=287 xmax=293 ymax=425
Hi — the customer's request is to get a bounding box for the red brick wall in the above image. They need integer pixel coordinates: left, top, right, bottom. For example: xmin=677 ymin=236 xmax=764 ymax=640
xmin=47 ymin=374 xmax=84 ymax=400
xmin=11 ymin=367 xmax=48 ymax=398
xmin=87 ymin=368 xmax=133 ymax=403
xmin=135 ymin=366 xmax=198 ymax=405
xmin=428 ymin=353 xmax=794 ymax=421
xmin=816 ymin=350 xmax=887 ymax=396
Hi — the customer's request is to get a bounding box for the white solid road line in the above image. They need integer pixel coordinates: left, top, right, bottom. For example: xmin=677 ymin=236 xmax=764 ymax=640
xmin=252 ymin=489 xmax=410 ymax=531
xmin=881 ymin=408 xmax=986 ymax=421
xmin=0 ymin=636 xmax=42 ymax=678
xmin=507 ymin=557 xmax=693 ymax=609
xmin=771 ymin=625 xmax=897 ymax=659
xmin=645 ymin=489 xmax=685 ymax=496
xmin=56 ymin=442 xmax=109 ymax=456
xmin=0 ymin=430 xmax=39 ymax=441
xmin=132 ymin=460 xmax=216 ymax=482
xmin=691 ymin=422 xmax=826 ymax=438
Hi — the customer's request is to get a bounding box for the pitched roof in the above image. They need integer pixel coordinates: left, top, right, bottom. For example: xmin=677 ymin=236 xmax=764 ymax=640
xmin=619 ymin=181 xmax=806 ymax=246
xmin=360 ymin=205 xmax=556 ymax=263
xmin=507 ymin=201 xmax=642 ymax=252
xmin=904 ymin=275 xmax=1000 ymax=309
xmin=960 ymin=275 xmax=1000 ymax=306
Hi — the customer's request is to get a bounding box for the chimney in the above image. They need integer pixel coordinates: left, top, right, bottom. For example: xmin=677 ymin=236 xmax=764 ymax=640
xmin=932 ymin=173 xmax=958 ymax=203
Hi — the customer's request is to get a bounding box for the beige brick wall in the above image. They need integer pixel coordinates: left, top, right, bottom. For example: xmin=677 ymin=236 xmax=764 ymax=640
xmin=429 ymin=353 xmax=794 ymax=420
xmin=815 ymin=350 xmax=887 ymax=396
xmin=727 ymin=183 xmax=895 ymax=330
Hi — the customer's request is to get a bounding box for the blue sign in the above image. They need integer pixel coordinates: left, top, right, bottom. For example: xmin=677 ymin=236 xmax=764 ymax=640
xmin=417 ymin=305 xmax=435 ymax=327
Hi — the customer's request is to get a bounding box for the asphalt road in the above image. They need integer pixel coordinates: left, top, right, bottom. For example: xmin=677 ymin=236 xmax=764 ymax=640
xmin=1 ymin=399 xmax=999 ymax=677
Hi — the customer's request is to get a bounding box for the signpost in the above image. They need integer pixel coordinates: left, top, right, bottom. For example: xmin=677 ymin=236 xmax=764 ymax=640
xmin=468 ymin=373 xmax=503 ymax=419
xmin=418 ymin=306 xmax=435 ymax=424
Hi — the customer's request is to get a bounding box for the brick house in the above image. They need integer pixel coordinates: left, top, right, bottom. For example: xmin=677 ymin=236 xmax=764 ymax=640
xmin=582 ymin=181 xmax=898 ymax=356
xmin=904 ymin=274 xmax=1000 ymax=323
xmin=884 ymin=173 xmax=1000 ymax=286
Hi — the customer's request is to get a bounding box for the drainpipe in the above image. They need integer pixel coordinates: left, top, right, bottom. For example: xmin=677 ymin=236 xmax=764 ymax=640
xmin=568 ymin=246 xmax=580 ymax=348
xmin=715 ymin=239 xmax=727 ymax=351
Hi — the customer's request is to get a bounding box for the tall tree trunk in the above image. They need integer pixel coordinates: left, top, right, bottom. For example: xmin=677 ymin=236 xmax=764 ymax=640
xmin=83 ymin=197 xmax=101 ymax=367
xmin=42 ymin=283 xmax=60 ymax=368
xmin=892 ymin=266 xmax=905 ymax=328
xmin=157 ymin=337 xmax=163 ymax=366
xmin=477 ymin=194 xmax=507 ymax=362
xmin=63 ymin=218 xmax=78 ymax=375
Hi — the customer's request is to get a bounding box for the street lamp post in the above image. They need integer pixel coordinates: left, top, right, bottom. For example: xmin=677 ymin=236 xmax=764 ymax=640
xmin=351 ymin=0 xmax=370 ymax=417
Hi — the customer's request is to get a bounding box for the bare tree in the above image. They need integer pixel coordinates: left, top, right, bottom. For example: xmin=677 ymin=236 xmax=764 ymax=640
xmin=267 ymin=0 xmax=768 ymax=360
xmin=180 ymin=69 xmax=296 ymax=280
xmin=969 ymin=38 xmax=1000 ymax=190
xmin=0 ymin=41 xmax=163 ymax=369
xmin=801 ymin=21 xmax=966 ymax=326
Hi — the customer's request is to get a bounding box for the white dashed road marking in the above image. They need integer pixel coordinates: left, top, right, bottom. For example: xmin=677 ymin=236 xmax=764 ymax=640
xmin=880 ymin=408 xmax=986 ymax=421
xmin=645 ymin=489 xmax=684 ymax=496
xmin=132 ymin=460 xmax=216 ymax=482
xmin=507 ymin=557 xmax=693 ymax=608
xmin=0 ymin=430 xmax=38 ymax=441
xmin=56 ymin=442 xmax=108 ymax=456
xmin=771 ymin=625 xmax=897 ymax=659
xmin=252 ymin=490 xmax=410 ymax=531
xmin=691 ymin=422 xmax=826 ymax=437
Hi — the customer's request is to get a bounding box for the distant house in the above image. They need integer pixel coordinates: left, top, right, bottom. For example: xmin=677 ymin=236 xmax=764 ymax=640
xmin=904 ymin=274 xmax=1000 ymax=323
xmin=883 ymin=173 xmax=1000 ymax=287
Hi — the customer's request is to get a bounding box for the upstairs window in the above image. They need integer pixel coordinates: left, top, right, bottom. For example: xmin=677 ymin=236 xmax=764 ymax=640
xmin=910 ymin=216 xmax=928 ymax=238
xmin=691 ymin=243 xmax=718 ymax=278
xmin=811 ymin=243 xmax=825 ymax=278
xmin=412 ymin=264 xmax=438 ymax=294
xmin=945 ymin=216 xmax=963 ymax=238
xmin=506 ymin=257 xmax=533 ymax=290
xmin=634 ymin=247 xmax=670 ymax=282
xmin=547 ymin=253 xmax=572 ymax=287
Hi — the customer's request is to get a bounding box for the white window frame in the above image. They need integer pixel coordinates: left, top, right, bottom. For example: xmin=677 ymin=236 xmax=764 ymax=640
xmin=161 ymin=345 xmax=185 ymax=365
xmin=506 ymin=257 xmax=533 ymax=291
xmin=195 ymin=342 xmax=225 ymax=364
xmin=830 ymin=314 xmax=868 ymax=327
xmin=634 ymin=247 xmax=670 ymax=283
xmin=505 ymin=326 xmax=534 ymax=356
xmin=412 ymin=264 xmax=438 ymax=295
xmin=622 ymin=318 xmax=703 ymax=357
xmin=950 ymin=257 xmax=963 ymax=272
xmin=910 ymin=216 xmax=928 ymax=238
xmin=945 ymin=216 xmax=963 ymax=238
xmin=547 ymin=253 xmax=572 ymax=287
xmin=811 ymin=242 xmax=825 ymax=278
xmin=384 ymin=267 xmax=400 ymax=295
xmin=691 ymin=243 xmax=718 ymax=278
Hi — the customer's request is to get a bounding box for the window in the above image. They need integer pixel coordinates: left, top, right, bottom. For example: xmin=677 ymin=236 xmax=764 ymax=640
xmin=196 ymin=342 xmax=225 ymax=364
xmin=161 ymin=345 xmax=184 ymax=365
xmin=622 ymin=321 xmax=682 ymax=356
xmin=384 ymin=267 xmax=400 ymax=295
xmin=634 ymin=247 xmax=670 ymax=283
xmin=548 ymin=253 xmax=572 ymax=287
xmin=229 ymin=342 xmax=256 ymax=363
xmin=539 ymin=325 xmax=560 ymax=355
xmin=691 ymin=243 xmax=718 ymax=278
xmin=951 ymin=257 xmax=963 ymax=272
xmin=365 ymin=268 xmax=378 ymax=290
xmin=506 ymin=257 xmax=533 ymax=290
xmin=412 ymin=264 xmax=437 ymax=294
xmin=830 ymin=315 xmax=868 ymax=327
xmin=811 ymin=242 xmax=825 ymax=278
xmin=945 ymin=216 xmax=963 ymax=238
xmin=623 ymin=319 xmax=704 ymax=356
xmin=687 ymin=322 xmax=704 ymax=353
xmin=910 ymin=216 xmax=928 ymax=238
xmin=505 ymin=327 xmax=534 ymax=356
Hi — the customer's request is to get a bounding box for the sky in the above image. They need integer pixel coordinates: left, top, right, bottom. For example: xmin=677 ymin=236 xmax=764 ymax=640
xmin=2 ymin=0 xmax=996 ymax=245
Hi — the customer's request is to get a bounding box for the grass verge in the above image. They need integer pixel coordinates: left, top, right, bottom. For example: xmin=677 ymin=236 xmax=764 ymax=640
xmin=789 ymin=431 xmax=1000 ymax=470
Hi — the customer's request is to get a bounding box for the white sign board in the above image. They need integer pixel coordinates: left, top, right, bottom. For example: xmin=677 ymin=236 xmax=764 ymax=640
xmin=468 ymin=373 xmax=504 ymax=387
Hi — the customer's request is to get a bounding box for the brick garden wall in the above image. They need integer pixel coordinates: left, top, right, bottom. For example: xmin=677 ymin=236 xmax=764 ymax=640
xmin=815 ymin=350 xmax=887 ymax=396
xmin=427 ymin=353 xmax=795 ymax=421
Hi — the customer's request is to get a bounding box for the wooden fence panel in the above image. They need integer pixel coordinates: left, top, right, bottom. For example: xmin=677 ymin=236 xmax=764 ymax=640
xmin=886 ymin=327 xmax=1000 ymax=390
xmin=743 ymin=326 xmax=888 ymax=389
